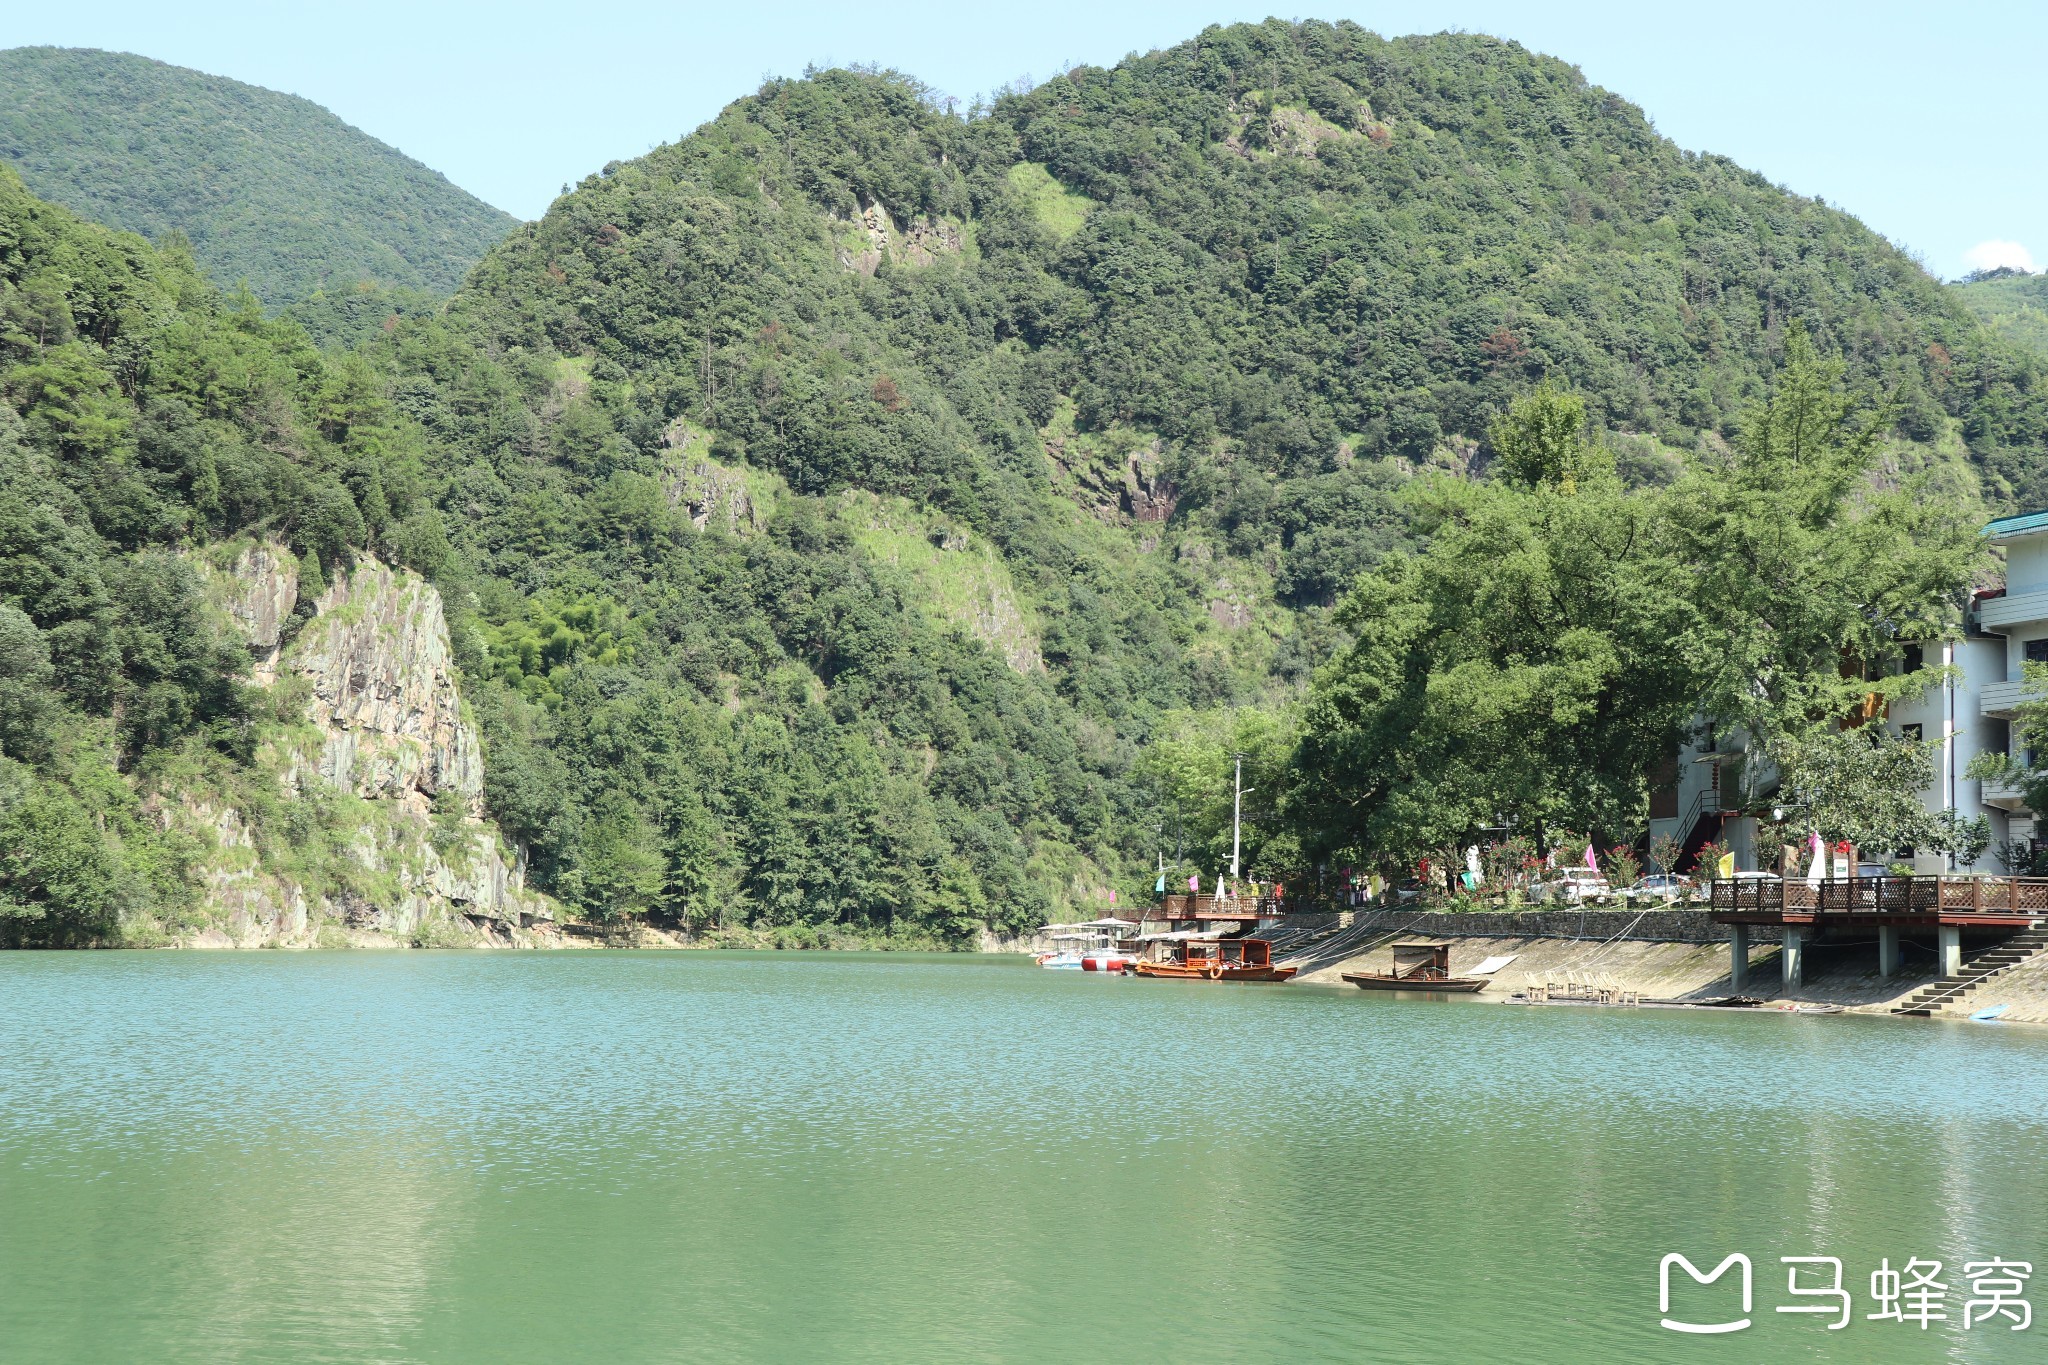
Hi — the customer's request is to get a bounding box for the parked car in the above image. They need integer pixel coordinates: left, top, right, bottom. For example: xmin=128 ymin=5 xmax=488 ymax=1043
xmin=1546 ymin=868 xmax=1612 ymax=904
xmin=1631 ymin=873 xmax=1693 ymax=904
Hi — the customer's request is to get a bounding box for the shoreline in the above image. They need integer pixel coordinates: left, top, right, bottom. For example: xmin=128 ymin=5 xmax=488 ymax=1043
xmin=22 ymin=908 xmax=2048 ymax=1027
xmin=1264 ymin=910 xmax=2048 ymax=1024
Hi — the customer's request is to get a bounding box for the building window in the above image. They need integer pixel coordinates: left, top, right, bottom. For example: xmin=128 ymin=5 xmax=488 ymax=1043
xmin=2026 ymin=639 xmax=2048 ymax=665
xmin=1903 ymin=643 xmax=1925 ymax=673
xmin=1901 ymin=723 xmax=1923 ymax=742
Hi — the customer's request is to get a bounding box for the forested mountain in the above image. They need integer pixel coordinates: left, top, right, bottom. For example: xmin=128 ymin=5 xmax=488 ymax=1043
xmin=387 ymin=20 xmax=2046 ymax=929
xmin=3 ymin=19 xmax=2044 ymax=944
xmin=0 ymin=47 xmax=516 ymax=305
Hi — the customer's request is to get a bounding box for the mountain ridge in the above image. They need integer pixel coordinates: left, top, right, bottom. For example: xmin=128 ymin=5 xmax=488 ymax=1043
xmin=371 ymin=20 xmax=2043 ymax=929
xmin=0 ymin=46 xmax=517 ymax=305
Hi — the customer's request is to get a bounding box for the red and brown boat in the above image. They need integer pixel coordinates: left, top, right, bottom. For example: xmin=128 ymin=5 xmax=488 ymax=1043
xmin=1132 ymin=937 xmax=1297 ymax=983
xmin=1342 ymin=943 xmax=1488 ymax=993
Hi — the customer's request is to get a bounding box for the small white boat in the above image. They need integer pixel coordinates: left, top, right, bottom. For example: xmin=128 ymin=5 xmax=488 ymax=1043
xmin=1035 ymin=918 xmax=1139 ymax=971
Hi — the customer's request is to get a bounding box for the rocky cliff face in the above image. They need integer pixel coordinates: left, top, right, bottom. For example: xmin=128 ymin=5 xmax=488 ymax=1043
xmin=292 ymin=561 xmax=484 ymax=814
xmin=184 ymin=542 xmax=548 ymax=946
xmin=211 ymin=539 xmax=299 ymax=685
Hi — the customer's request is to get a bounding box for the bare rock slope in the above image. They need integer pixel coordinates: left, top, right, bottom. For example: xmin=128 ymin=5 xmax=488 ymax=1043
xmin=182 ymin=543 xmax=548 ymax=946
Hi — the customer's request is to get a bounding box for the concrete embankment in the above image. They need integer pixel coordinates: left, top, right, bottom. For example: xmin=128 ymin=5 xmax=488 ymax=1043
xmin=1266 ymin=909 xmax=2048 ymax=1022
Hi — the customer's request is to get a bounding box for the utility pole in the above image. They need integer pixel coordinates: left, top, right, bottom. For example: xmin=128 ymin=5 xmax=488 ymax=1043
xmin=1230 ymin=753 xmax=1255 ymax=881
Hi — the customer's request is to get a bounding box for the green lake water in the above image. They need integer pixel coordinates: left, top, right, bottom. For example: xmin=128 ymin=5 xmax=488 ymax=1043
xmin=3 ymin=951 xmax=2047 ymax=1363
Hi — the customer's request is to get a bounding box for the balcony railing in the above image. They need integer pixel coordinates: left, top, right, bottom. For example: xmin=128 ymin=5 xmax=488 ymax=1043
xmin=1977 ymin=588 xmax=2048 ymax=631
xmin=1980 ymin=680 xmax=2042 ymax=719
xmin=1982 ymin=770 xmax=2030 ymax=809
xmin=1710 ymin=875 xmax=2048 ymax=917
xmin=1157 ymin=894 xmax=1284 ymax=919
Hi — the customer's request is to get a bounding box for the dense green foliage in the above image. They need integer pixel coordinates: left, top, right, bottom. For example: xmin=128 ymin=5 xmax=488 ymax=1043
xmin=2 ymin=19 xmax=2043 ymax=941
xmin=1778 ymin=725 xmax=1987 ymax=863
xmin=378 ymin=21 xmax=2039 ymax=927
xmin=1953 ymin=268 xmax=2048 ymax=365
xmin=0 ymin=164 xmax=428 ymax=939
xmin=0 ymin=47 xmax=516 ymax=305
xmin=281 ymin=280 xmax=446 ymax=351
xmin=1290 ymin=337 xmax=1984 ymax=869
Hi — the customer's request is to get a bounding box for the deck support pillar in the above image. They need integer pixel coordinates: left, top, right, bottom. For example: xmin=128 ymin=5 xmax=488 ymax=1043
xmin=1938 ymin=924 xmax=1962 ymax=978
xmin=1782 ymin=926 xmax=1804 ymax=990
xmin=1878 ymin=924 xmax=1901 ymax=979
xmin=1728 ymin=924 xmax=1750 ymax=993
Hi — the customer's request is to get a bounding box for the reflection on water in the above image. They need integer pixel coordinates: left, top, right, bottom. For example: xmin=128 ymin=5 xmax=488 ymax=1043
xmin=3 ymin=952 xmax=2045 ymax=1362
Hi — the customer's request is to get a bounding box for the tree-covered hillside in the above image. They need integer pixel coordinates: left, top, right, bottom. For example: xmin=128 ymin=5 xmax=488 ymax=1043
xmin=0 ymin=47 xmax=517 ymax=305
xmin=0 ymin=163 xmax=446 ymax=941
xmin=377 ymin=19 xmax=2048 ymax=930
xmin=4 ymin=20 xmax=2044 ymax=944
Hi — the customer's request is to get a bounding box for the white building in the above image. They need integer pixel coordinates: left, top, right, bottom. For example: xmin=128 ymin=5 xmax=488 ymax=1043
xmin=1649 ymin=511 xmax=2047 ymax=872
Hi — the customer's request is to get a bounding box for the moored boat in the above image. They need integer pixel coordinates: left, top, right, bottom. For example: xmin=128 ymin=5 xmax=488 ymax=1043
xmin=1343 ymin=943 xmax=1488 ymax=993
xmin=1035 ymin=918 xmax=1139 ymax=971
xmin=1132 ymin=936 xmax=1296 ymax=983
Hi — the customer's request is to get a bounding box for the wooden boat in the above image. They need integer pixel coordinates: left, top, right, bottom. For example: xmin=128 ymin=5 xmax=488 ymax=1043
xmin=1132 ymin=937 xmax=1297 ymax=983
xmin=1343 ymin=943 xmax=1488 ymax=994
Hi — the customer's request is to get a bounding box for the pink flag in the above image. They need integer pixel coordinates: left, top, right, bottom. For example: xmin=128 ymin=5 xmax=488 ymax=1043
xmin=1187 ymin=875 xmax=1199 ymax=892
xmin=1584 ymin=844 xmax=1599 ymax=872
xmin=1108 ymin=889 xmax=1116 ymax=905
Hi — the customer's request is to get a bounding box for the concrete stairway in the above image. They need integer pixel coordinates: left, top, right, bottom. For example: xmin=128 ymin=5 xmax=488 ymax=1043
xmin=1893 ymin=924 xmax=2048 ymax=1017
xmin=1260 ymin=917 xmax=1348 ymax=956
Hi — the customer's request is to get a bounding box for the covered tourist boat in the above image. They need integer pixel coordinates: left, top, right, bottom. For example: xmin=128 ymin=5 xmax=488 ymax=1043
xmin=1342 ymin=943 xmax=1487 ymax=993
xmin=1132 ymin=936 xmax=1296 ymax=983
xmin=1034 ymin=918 xmax=1140 ymax=971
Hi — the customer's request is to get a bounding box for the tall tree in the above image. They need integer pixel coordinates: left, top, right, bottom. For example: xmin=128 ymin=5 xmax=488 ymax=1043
xmin=1288 ymin=385 xmax=1692 ymax=868
xmin=1290 ymin=339 xmax=1984 ymax=872
xmin=1664 ymin=324 xmax=1985 ymax=803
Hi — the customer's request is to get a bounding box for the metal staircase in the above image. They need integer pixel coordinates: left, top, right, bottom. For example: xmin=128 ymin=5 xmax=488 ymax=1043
xmin=1893 ymin=923 xmax=2048 ymax=1017
xmin=1675 ymin=786 xmax=1723 ymax=869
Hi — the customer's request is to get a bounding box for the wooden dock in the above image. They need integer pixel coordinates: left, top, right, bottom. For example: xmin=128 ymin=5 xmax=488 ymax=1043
xmin=1709 ymin=873 xmax=2048 ymax=988
xmin=1709 ymin=874 xmax=2048 ymax=928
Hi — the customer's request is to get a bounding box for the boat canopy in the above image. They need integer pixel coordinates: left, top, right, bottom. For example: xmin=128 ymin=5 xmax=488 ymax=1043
xmin=1076 ymin=917 xmax=1139 ymax=929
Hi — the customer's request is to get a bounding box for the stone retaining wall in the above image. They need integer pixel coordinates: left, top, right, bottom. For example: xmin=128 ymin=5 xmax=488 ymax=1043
xmin=1290 ymin=908 xmax=1782 ymax=944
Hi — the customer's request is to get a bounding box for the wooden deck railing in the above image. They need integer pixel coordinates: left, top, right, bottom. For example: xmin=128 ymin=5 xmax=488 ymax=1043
xmin=1157 ymin=894 xmax=1285 ymax=919
xmin=1710 ymin=875 xmax=2048 ymax=916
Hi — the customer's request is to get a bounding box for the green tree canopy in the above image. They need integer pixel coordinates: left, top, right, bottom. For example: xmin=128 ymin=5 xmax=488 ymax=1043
xmin=1291 ymin=339 xmax=1984 ymax=870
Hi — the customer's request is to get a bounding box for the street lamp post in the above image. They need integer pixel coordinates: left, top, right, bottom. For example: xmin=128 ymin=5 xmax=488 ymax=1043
xmin=1230 ymin=753 xmax=1255 ymax=881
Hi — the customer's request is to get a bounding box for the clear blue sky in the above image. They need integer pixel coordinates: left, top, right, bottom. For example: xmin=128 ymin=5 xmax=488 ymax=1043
xmin=1 ymin=1 xmax=2037 ymax=279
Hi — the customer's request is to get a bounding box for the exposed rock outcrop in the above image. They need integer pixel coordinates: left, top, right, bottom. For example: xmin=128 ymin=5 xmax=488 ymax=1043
xmin=173 ymin=551 xmax=550 ymax=945
xmin=660 ymin=422 xmax=762 ymax=535
xmin=205 ymin=538 xmax=300 ymax=684
xmin=291 ymin=560 xmax=483 ymax=814
xmin=834 ymin=198 xmax=963 ymax=275
xmin=1043 ymin=428 xmax=1179 ymax=527
xmin=899 ymin=215 xmax=962 ymax=266
xmin=665 ymin=458 xmax=758 ymax=535
xmin=1222 ymin=99 xmax=1375 ymax=159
